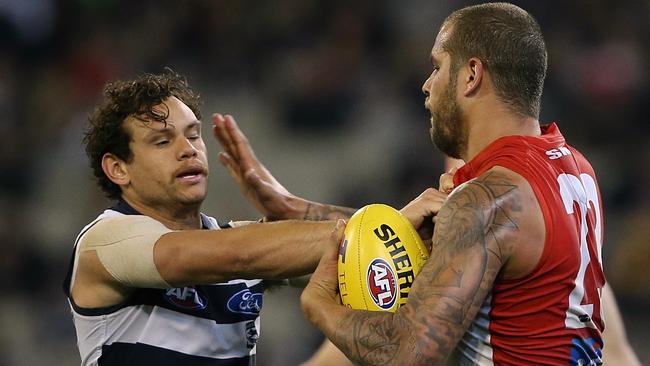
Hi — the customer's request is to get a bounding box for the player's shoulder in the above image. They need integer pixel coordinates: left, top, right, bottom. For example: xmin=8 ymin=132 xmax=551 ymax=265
xmin=444 ymin=167 xmax=544 ymax=277
xmin=451 ymin=166 xmax=529 ymax=203
xmin=446 ymin=166 xmax=540 ymax=228
xmin=78 ymin=214 xmax=169 ymax=249
xmin=484 ymin=166 xmax=533 ymax=190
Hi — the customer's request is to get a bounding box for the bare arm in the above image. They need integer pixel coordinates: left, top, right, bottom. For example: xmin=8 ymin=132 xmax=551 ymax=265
xmin=302 ymin=169 xmax=528 ymax=365
xmin=155 ymin=220 xmax=340 ymax=286
xmin=602 ymin=283 xmax=642 ymax=366
xmin=212 ymin=113 xmax=356 ymax=221
xmin=73 ymin=220 xmax=338 ymax=308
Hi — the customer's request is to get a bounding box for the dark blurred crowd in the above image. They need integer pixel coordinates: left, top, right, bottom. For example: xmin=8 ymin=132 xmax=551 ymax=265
xmin=0 ymin=1 xmax=647 ymax=364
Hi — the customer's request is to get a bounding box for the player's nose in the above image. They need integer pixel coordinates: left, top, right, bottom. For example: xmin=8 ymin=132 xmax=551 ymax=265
xmin=177 ymin=138 xmax=199 ymax=160
xmin=423 ymin=75 xmax=434 ymax=94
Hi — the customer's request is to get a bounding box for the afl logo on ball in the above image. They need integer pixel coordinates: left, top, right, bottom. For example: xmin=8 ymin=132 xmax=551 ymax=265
xmin=367 ymin=258 xmax=397 ymax=309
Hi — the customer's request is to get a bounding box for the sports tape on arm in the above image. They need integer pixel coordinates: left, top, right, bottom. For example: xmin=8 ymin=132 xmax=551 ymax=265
xmin=79 ymin=215 xmax=173 ymax=288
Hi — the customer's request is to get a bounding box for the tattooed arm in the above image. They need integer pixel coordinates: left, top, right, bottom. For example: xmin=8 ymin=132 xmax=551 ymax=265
xmin=302 ymin=167 xmax=544 ymax=365
xmin=212 ymin=113 xmax=356 ymax=221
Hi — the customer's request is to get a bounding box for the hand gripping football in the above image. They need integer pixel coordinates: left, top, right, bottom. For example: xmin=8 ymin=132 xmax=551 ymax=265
xmin=337 ymin=204 xmax=430 ymax=312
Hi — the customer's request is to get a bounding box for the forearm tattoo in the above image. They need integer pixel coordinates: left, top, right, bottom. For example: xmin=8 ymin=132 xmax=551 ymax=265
xmin=330 ymin=171 xmax=522 ymax=365
xmin=302 ymin=202 xmax=357 ymax=221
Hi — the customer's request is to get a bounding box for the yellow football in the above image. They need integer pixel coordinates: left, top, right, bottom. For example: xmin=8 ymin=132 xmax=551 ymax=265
xmin=337 ymin=204 xmax=430 ymax=312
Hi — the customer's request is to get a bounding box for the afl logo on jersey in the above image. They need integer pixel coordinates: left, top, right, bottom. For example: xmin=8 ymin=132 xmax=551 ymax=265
xmin=367 ymin=258 xmax=398 ymax=309
xmin=165 ymin=286 xmax=208 ymax=310
xmin=227 ymin=288 xmax=263 ymax=315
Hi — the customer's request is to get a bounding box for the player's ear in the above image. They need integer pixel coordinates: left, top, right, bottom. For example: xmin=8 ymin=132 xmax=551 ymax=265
xmin=102 ymin=153 xmax=130 ymax=186
xmin=463 ymin=57 xmax=484 ymax=96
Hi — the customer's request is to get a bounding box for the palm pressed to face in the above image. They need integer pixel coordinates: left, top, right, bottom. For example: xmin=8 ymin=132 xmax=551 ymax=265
xmin=122 ymin=96 xmax=209 ymax=213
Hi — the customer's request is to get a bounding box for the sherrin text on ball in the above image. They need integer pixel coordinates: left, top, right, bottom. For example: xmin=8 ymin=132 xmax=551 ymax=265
xmin=337 ymin=204 xmax=430 ymax=312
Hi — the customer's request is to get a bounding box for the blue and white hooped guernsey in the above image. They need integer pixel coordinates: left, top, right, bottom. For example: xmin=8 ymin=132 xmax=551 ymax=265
xmin=63 ymin=200 xmax=263 ymax=366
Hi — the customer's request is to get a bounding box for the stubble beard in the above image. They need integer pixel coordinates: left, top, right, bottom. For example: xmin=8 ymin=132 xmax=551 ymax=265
xmin=174 ymin=181 xmax=208 ymax=207
xmin=428 ymin=77 xmax=467 ymax=160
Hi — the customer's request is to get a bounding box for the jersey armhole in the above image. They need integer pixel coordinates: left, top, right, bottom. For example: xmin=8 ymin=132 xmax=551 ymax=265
xmin=68 ymin=294 xmax=136 ymax=316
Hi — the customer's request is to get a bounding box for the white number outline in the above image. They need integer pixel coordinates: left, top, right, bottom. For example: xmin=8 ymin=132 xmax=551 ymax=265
xmin=558 ymin=173 xmax=604 ymax=329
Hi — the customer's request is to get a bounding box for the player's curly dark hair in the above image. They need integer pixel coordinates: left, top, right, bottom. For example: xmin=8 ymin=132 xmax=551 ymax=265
xmin=83 ymin=69 xmax=202 ymax=199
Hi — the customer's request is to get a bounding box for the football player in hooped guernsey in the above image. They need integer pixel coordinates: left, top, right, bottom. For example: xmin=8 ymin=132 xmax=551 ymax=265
xmin=63 ymin=71 xmax=440 ymax=366
xmin=63 ymin=72 xmax=331 ymax=365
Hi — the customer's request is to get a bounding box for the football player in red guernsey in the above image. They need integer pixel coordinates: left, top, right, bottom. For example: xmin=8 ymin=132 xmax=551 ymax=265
xmin=302 ymin=3 xmax=607 ymax=364
xmin=215 ymin=3 xmax=618 ymax=365
xmin=301 ymin=3 xmax=606 ymax=364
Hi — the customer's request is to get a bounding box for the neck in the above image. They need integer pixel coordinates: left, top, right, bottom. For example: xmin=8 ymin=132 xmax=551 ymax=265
xmin=462 ymin=104 xmax=541 ymax=162
xmin=120 ymin=196 xmax=202 ymax=230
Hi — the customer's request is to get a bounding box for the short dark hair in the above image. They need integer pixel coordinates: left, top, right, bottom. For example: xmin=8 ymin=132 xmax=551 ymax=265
xmin=442 ymin=3 xmax=547 ymax=118
xmin=83 ymin=69 xmax=202 ymax=199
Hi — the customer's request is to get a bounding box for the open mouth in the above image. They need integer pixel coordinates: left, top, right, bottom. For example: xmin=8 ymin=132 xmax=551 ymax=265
xmin=175 ymin=165 xmax=206 ymax=183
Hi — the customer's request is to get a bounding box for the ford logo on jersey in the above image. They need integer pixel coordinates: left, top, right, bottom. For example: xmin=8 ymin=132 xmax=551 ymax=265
xmin=367 ymin=258 xmax=398 ymax=309
xmin=165 ymin=286 xmax=208 ymax=310
xmin=227 ymin=288 xmax=263 ymax=315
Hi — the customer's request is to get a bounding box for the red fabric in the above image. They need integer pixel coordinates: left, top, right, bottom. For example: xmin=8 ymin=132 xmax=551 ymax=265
xmin=453 ymin=123 xmax=605 ymax=365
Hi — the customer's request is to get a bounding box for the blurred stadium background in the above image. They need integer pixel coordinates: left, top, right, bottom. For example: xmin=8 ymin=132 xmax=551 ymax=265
xmin=0 ymin=0 xmax=647 ymax=364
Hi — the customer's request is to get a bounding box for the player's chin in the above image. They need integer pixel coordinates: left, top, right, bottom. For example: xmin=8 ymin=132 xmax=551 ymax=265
xmin=176 ymin=185 xmax=208 ymax=204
